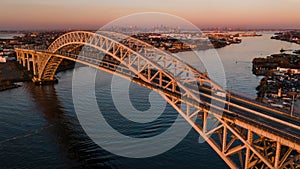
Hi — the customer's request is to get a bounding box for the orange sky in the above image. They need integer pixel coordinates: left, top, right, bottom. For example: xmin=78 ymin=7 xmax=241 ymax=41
xmin=0 ymin=0 xmax=300 ymax=30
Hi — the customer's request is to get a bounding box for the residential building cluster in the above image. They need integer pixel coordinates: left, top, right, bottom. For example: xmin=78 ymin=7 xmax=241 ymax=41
xmin=254 ymin=51 xmax=300 ymax=111
xmin=271 ymin=30 xmax=300 ymax=44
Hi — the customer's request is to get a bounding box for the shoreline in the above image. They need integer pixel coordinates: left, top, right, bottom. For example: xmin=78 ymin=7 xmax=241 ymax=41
xmin=0 ymin=61 xmax=32 ymax=92
xmin=0 ymin=59 xmax=77 ymax=91
xmin=0 ymin=83 xmax=21 ymax=91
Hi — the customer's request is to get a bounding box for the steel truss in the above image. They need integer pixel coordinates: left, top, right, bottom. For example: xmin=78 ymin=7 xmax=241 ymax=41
xmin=15 ymin=31 xmax=300 ymax=169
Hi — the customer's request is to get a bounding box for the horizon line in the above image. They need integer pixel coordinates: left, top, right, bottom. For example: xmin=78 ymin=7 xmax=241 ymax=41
xmin=0 ymin=27 xmax=299 ymax=32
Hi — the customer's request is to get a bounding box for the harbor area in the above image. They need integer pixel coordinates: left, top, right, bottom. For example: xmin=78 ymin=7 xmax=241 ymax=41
xmin=253 ymin=51 xmax=300 ymax=114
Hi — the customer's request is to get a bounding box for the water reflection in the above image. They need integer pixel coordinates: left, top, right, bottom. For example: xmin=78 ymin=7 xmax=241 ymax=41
xmin=25 ymin=82 xmax=116 ymax=168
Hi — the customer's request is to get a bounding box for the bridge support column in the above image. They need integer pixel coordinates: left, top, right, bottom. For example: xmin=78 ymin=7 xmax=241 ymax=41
xmin=18 ymin=53 xmax=21 ymax=64
xmin=244 ymin=131 xmax=253 ymax=169
xmin=32 ymin=54 xmax=37 ymax=77
xmin=16 ymin=51 xmax=21 ymax=64
xmin=274 ymin=142 xmax=281 ymax=168
xmin=27 ymin=53 xmax=31 ymax=71
xmin=22 ymin=53 xmax=26 ymax=67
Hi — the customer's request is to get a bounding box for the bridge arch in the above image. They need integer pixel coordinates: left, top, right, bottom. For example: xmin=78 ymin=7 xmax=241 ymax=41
xmin=37 ymin=31 xmax=222 ymax=104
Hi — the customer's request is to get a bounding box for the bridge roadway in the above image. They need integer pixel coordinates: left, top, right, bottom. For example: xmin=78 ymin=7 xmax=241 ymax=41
xmin=197 ymin=86 xmax=300 ymax=143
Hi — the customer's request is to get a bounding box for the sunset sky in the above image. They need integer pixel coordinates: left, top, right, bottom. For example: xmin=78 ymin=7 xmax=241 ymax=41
xmin=1 ymin=0 xmax=300 ymax=30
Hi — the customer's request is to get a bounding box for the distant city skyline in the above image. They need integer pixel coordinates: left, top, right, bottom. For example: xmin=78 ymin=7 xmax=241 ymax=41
xmin=1 ymin=0 xmax=300 ymax=30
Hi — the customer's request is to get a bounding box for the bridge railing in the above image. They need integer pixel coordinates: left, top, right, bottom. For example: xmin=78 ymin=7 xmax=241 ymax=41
xmin=15 ymin=45 xmax=48 ymax=51
xmin=237 ymin=110 xmax=300 ymax=144
xmin=228 ymin=88 xmax=292 ymax=115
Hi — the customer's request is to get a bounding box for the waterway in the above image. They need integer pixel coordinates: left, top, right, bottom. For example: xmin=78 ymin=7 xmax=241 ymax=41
xmin=0 ymin=33 xmax=24 ymax=40
xmin=0 ymin=33 xmax=299 ymax=168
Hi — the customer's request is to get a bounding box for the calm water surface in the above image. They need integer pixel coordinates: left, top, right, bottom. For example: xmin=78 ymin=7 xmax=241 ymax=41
xmin=0 ymin=33 xmax=299 ymax=168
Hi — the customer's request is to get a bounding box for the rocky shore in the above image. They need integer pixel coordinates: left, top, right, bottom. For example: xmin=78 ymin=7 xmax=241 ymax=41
xmin=0 ymin=61 xmax=31 ymax=91
xmin=0 ymin=82 xmax=21 ymax=91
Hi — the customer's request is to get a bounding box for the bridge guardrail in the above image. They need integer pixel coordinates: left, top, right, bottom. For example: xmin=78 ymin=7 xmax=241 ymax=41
xmin=229 ymin=88 xmax=293 ymax=116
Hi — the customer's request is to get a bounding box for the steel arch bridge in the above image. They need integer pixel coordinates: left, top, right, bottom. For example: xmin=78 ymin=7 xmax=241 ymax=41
xmin=15 ymin=31 xmax=300 ymax=169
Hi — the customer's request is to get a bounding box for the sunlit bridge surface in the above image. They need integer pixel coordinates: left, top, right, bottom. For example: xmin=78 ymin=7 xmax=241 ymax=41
xmin=15 ymin=31 xmax=300 ymax=169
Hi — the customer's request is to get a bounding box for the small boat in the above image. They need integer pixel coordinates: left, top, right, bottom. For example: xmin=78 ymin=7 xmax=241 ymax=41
xmin=14 ymin=82 xmax=23 ymax=87
xmin=270 ymin=103 xmax=284 ymax=108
